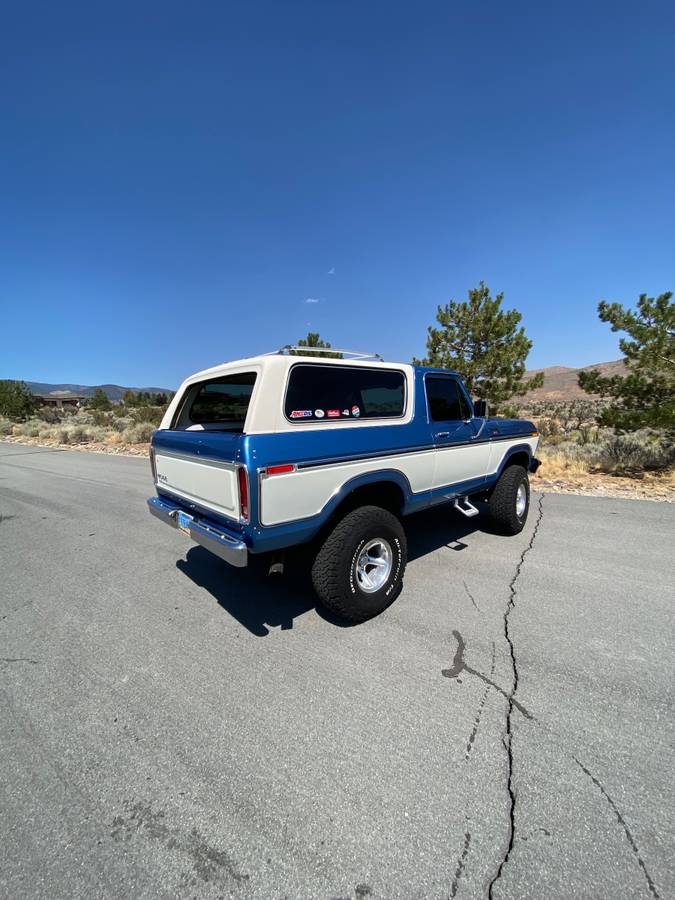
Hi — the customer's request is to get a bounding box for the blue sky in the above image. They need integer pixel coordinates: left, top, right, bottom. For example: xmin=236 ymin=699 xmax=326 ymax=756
xmin=2 ymin=1 xmax=674 ymax=389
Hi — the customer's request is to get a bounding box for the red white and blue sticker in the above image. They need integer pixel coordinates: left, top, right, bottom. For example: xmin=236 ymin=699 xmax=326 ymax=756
xmin=351 ymin=405 xmax=361 ymax=418
xmin=290 ymin=410 xmax=312 ymax=419
xmin=327 ymin=409 xmax=340 ymax=418
xmin=314 ymin=409 xmax=325 ymax=419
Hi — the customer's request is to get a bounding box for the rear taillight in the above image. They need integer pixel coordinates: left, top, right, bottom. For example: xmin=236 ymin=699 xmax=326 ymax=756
xmin=237 ymin=466 xmax=249 ymax=522
xmin=149 ymin=446 xmax=156 ymax=481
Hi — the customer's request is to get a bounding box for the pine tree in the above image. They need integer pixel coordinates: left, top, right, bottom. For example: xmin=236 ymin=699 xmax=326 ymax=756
xmin=291 ymin=333 xmax=343 ymax=359
xmin=578 ymin=291 xmax=674 ymax=431
xmin=414 ymin=282 xmax=543 ymax=406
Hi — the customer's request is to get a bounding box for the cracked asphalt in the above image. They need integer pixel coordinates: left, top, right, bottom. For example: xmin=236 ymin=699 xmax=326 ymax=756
xmin=1 ymin=443 xmax=673 ymax=899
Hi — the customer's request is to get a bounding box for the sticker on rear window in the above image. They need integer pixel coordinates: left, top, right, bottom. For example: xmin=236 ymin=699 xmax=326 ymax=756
xmin=314 ymin=409 xmax=325 ymax=418
xmin=351 ymin=405 xmax=361 ymax=418
xmin=327 ymin=409 xmax=340 ymax=418
xmin=290 ymin=410 xmax=312 ymax=419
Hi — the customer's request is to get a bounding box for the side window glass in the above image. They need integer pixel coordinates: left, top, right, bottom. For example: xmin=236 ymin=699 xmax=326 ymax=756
xmin=426 ymin=377 xmax=469 ymax=421
xmin=284 ymin=365 xmax=405 ymax=421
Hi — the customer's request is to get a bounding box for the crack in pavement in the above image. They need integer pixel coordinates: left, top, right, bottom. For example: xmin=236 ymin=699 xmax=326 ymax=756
xmin=574 ymin=758 xmax=660 ymax=899
xmin=487 ymin=493 xmax=545 ymax=899
xmin=450 ymin=830 xmax=471 ymax=898
xmin=463 ymin=580 xmax=480 ymax=612
xmin=464 ymin=643 xmax=496 ymax=761
xmin=0 ymin=447 xmax=66 ymax=458
xmin=442 ymin=633 xmax=534 ymax=722
xmin=0 ymin=657 xmax=39 ymax=665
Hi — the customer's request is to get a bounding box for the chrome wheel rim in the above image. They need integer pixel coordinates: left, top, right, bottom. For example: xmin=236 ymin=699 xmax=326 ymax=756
xmin=516 ymin=483 xmax=527 ymax=518
xmin=356 ymin=538 xmax=393 ymax=593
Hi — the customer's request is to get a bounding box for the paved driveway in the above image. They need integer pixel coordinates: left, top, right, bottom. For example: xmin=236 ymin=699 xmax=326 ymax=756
xmin=1 ymin=443 xmax=673 ymax=899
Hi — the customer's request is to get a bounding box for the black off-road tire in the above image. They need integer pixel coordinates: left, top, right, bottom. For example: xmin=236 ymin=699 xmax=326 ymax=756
xmin=488 ymin=465 xmax=530 ymax=534
xmin=311 ymin=505 xmax=407 ymax=623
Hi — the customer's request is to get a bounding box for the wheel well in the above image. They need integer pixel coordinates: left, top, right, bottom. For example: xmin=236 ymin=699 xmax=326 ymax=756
xmin=337 ymin=481 xmax=405 ymax=517
xmin=502 ymin=450 xmax=530 ymax=472
xmin=317 ymin=480 xmax=406 ymax=542
xmin=478 ymin=450 xmax=531 ymax=501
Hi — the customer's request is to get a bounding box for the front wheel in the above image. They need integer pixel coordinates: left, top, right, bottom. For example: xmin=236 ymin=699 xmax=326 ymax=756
xmin=311 ymin=505 xmax=407 ymax=622
xmin=488 ymin=465 xmax=530 ymax=534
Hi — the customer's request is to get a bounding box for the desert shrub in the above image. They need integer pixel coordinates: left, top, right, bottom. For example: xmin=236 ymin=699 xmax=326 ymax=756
xmin=36 ymin=406 xmax=63 ymax=424
xmin=67 ymin=425 xmax=88 ymax=443
xmin=590 ymin=431 xmax=675 ymax=472
xmin=85 ymin=426 xmax=109 ymax=442
xmin=129 ymin=405 xmax=165 ymax=426
xmin=121 ymin=422 xmax=155 ymax=443
xmin=0 ymin=417 xmax=14 ymax=435
xmin=535 ymin=417 xmax=561 ymax=437
xmin=77 ymin=408 xmax=113 ymax=427
xmin=539 ymin=429 xmax=674 ymax=474
xmin=111 ymin=416 xmax=133 ymax=433
xmin=16 ymin=420 xmax=41 ymax=437
xmin=55 ymin=428 xmax=70 ymax=444
xmin=92 ymin=409 xmax=114 ymax=426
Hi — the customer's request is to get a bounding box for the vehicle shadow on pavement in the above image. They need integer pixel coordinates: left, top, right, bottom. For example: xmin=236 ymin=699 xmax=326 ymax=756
xmin=176 ymin=507 xmax=500 ymax=636
xmin=406 ymin=503 xmax=500 ymax=560
xmin=176 ymin=545 xmax=326 ymax=637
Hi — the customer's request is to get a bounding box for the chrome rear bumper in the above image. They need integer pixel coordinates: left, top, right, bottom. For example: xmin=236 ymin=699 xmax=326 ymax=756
xmin=147 ymin=496 xmax=248 ymax=568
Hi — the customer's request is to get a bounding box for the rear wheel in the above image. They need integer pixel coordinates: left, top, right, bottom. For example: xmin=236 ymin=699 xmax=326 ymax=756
xmin=311 ymin=505 xmax=407 ymax=622
xmin=488 ymin=465 xmax=530 ymax=534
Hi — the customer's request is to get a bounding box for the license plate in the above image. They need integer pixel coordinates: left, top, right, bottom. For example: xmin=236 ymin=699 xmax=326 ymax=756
xmin=176 ymin=510 xmax=194 ymax=534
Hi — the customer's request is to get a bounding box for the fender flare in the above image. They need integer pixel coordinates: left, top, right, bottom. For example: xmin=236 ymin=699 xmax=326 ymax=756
xmin=317 ymin=468 xmax=412 ymax=523
xmin=494 ymin=442 xmax=533 ymax=479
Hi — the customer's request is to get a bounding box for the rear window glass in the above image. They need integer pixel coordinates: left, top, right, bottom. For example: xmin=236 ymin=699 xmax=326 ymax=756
xmin=285 ymin=364 xmax=405 ymax=422
xmin=426 ymin=376 xmax=471 ymax=421
xmin=177 ymin=372 xmax=257 ymax=431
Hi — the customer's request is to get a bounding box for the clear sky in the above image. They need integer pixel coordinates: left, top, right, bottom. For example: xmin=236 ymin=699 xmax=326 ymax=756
xmin=2 ymin=1 xmax=674 ymax=389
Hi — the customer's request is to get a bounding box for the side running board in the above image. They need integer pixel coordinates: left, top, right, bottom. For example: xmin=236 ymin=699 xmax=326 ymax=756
xmin=453 ymin=497 xmax=480 ymax=518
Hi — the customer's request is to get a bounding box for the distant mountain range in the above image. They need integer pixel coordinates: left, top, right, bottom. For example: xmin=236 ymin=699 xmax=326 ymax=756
xmin=522 ymin=359 xmax=626 ymax=400
xmin=25 ymin=382 xmax=174 ymax=401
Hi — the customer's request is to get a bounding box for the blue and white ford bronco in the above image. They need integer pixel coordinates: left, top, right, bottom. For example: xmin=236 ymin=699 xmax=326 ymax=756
xmin=148 ymin=348 xmax=540 ymax=621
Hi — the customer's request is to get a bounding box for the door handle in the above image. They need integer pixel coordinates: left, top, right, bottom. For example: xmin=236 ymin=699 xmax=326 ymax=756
xmin=435 ymin=431 xmax=450 ymax=438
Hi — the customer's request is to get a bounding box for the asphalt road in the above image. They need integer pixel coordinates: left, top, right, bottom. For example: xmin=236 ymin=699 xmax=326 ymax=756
xmin=1 ymin=443 xmax=673 ymax=900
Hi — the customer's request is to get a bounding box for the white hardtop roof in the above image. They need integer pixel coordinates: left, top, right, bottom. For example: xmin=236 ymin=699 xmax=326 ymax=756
xmin=184 ymin=352 xmax=412 ymax=384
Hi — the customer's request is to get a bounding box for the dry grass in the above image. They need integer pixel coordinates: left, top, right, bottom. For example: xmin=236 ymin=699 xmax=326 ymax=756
xmin=533 ymin=446 xmax=675 ymax=501
xmin=3 ymin=414 xmax=157 ymax=446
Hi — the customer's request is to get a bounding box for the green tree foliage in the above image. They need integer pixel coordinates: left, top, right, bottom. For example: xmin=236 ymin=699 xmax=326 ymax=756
xmin=0 ymin=380 xmax=35 ymax=419
xmin=88 ymin=387 xmax=112 ymax=410
xmin=578 ymin=291 xmax=674 ymax=431
xmin=414 ymin=281 xmax=543 ymax=406
xmin=122 ymin=390 xmax=171 ymax=408
xmin=291 ymin=333 xmax=343 ymax=359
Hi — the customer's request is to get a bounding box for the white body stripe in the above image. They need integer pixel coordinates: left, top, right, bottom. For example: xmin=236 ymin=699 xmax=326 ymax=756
xmin=260 ymin=436 xmax=538 ymax=527
xmin=154 ymin=452 xmax=239 ymax=521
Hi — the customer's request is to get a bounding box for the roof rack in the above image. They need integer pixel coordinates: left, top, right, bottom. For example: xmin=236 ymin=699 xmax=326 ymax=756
xmin=271 ymin=346 xmax=384 ymax=361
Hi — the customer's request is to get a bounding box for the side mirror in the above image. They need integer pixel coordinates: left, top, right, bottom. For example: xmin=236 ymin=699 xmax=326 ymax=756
xmin=473 ymin=399 xmax=488 ymax=418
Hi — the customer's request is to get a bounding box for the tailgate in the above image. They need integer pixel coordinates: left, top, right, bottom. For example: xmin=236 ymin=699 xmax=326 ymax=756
xmin=154 ymin=443 xmax=241 ymax=521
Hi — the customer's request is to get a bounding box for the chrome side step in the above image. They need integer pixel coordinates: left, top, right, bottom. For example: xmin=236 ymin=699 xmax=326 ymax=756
xmin=453 ymin=497 xmax=480 ymax=518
